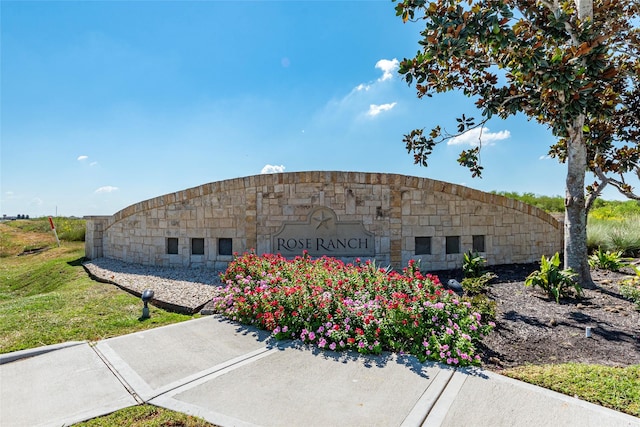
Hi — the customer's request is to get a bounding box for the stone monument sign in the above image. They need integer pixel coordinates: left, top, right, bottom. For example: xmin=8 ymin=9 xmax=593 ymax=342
xmin=272 ymin=207 xmax=375 ymax=257
xmin=85 ymin=171 xmax=563 ymax=271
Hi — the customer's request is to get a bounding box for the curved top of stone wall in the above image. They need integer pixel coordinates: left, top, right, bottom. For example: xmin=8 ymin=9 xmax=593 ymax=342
xmin=107 ymin=171 xmax=559 ymax=229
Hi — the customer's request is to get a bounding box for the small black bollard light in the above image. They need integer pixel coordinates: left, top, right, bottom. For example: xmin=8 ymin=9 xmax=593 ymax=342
xmin=141 ymin=289 xmax=154 ymax=319
xmin=446 ymin=279 xmax=463 ymax=295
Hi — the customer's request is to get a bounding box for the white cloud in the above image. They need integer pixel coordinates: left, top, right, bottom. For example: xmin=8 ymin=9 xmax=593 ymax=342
xmin=367 ymin=102 xmax=397 ymax=117
xmin=30 ymin=197 xmax=43 ymax=206
xmin=539 ymin=154 xmax=552 ymax=160
xmin=375 ymin=58 xmax=399 ymax=81
xmin=95 ymin=186 xmax=119 ymax=193
xmin=90 ymin=161 xmax=98 ymax=166
xmin=260 ymin=164 xmax=286 ymax=174
xmin=77 ymin=155 xmax=88 ymax=161
xmin=315 ymin=59 xmax=400 ymax=126
xmin=448 ymin=127 xmax=511 ymax=146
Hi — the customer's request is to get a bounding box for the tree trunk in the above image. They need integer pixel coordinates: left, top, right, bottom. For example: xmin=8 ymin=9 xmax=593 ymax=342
xmin=575 ymin=0 xmax=593 ymax=20
xmin=564 ymin=115 xmax=595 ymax=288
xmin=564 ymin=0 xmax=595 ymax=289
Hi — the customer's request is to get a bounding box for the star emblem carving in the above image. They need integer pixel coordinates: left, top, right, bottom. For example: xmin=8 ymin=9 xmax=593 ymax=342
xmin=313 ymin=210 xmax=333 ymax=230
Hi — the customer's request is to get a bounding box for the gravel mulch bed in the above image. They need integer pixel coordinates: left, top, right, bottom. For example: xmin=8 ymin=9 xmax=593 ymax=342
xmin=82 ymin=258 xmax=224 ymax=314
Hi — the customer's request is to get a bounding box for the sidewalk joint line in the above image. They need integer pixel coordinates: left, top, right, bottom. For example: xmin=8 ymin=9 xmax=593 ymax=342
xmin=149 ymin=347 xmax=280 ymax=401
xmin=400 ymin=366 xmax=457 ymax=427
xmin=90 ymin=342 xmax=145 ymax=405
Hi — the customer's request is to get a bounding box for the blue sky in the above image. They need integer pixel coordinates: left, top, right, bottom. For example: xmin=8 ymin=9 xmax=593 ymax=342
xmin=1 ymin=1 xmax=627 ymax=217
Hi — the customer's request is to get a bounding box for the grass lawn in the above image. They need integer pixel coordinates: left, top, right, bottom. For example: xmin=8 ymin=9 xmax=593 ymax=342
xmin=75 ymin=404 xmax=216 ymax=427
xmin=503 ymin=364 xmax=640 ymax=417
xmin=0 ymin=227 xmax=198 ymax=354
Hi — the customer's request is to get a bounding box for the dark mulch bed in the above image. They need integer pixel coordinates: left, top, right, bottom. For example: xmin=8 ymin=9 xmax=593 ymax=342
xmin=431 ymin=262 xmax=640 ymax=371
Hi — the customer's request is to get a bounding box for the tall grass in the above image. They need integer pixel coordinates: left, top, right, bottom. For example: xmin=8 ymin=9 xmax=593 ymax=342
xmin=587 ymin=216 xmax=640 ymax=257
xmin=493 ymin=193 xmax=640 ymax=256
xmin=3 ymin=217 xmax=85 ymax=241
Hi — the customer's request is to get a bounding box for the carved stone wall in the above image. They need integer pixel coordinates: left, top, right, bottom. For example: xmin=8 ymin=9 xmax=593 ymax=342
xmin=85 ymin=171 xmax=562 ymax=270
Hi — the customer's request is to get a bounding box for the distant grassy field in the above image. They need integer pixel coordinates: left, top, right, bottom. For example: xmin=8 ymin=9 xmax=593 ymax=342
xmin=0 ymin=217 xmax=85 ymax=257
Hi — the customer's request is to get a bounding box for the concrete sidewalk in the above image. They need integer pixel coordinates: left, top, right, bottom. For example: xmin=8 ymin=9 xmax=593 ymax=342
xmin=1 ymin=316 xmax=638 ymax=427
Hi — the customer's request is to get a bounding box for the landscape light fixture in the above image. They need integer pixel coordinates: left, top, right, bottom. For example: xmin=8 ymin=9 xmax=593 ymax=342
xmin=141 ymin=289 xmax=154 ymax=319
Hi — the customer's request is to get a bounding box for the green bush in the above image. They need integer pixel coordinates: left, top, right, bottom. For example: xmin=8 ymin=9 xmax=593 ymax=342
xmin=492 ymin=191 xmax=565 ymax=212
xmin=461 ymin=272 xmax=496 ymax=296
xmin=589 ymin=200 xmax=640 ymax=220
xmin=460 ymin=273 xmax=497 ymax=323
xmin=462 ymin=294 xmax=497 ymax=322
xmin=588 ymin=248 xmax=630 ymax=272
xmin=462 ymin=251 xmax=487 ymax=278
xmin=525 ymin=253 xmax=582 ymax=303
xmin=621 ymin=266 xmax=640 ymax=311
xmin=51 ymin=217 xmax=86 ymax=242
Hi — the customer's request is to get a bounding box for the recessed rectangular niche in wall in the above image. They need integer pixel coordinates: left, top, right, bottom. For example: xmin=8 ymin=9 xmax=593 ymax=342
xmin=415 ymin=237 xmax=431 ymax=255
xmin=219 ymin=238 xmax=232 ymax=256
xmin=191 ymin=238 xmax=205 ymax=255
xmin=446 ymin=236 xmax=460 ymax=254
xmin=167 ymin=238 xmax=178 ymax=255
xmin=473 ymin=235 xmax=486 ymax=252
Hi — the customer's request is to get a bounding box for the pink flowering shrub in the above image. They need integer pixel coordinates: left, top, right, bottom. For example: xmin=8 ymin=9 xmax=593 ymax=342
xmin=211 ymin=252 xmax=494 ymax=366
